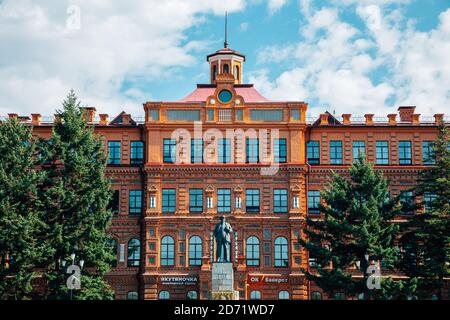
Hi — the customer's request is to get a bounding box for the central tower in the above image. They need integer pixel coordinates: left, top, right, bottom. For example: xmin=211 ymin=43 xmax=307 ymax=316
xmin=206 ymin=12 xmax=245 ymax=85
xmin=207 ymin=47 xmax=245 ymax=85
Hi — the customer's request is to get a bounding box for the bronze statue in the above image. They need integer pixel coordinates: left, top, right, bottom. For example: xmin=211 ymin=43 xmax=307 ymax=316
xmin=214 ymin=216 xmax=233 ymax=262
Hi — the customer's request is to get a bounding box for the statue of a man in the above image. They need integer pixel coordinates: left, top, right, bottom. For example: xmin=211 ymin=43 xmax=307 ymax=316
xmin=214 ymin=216 xmax=233 ymax=262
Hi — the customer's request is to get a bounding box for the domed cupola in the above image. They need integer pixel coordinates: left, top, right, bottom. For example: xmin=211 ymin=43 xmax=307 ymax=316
xmin=206 ymin=12 xmax=245 ymax=85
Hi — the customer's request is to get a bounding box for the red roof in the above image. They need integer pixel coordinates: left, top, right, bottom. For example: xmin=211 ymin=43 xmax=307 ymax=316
xmin=206 ymin=47 xmax=246 ymax=61
xmin=180 ymin=86 xmax=270 ymax=103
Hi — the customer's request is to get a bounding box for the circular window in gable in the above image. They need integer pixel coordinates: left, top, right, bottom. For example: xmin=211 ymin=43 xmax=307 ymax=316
xmin=218 ymin=89 xmax=233 ymax=103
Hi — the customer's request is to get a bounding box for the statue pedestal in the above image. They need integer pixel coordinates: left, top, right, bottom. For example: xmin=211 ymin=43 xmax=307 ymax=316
xmin=211 ymin=262 xmax=239 ymax=300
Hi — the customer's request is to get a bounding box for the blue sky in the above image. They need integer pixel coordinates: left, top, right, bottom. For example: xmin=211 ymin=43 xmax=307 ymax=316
xmin=0 ymin=0 xmax=449 ymax=118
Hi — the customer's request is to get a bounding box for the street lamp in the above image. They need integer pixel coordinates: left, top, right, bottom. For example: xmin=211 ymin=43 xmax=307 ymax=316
xmin=60 ymin=247 xmax=84 ymax=300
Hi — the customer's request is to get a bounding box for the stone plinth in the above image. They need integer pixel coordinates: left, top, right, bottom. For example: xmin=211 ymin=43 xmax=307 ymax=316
xmin=211 ymin=262 xmax=239 ymax=300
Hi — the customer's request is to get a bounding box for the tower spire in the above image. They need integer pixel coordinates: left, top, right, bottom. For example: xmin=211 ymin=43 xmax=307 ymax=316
xmin=224 ymin=11 xmax=228 ymax=48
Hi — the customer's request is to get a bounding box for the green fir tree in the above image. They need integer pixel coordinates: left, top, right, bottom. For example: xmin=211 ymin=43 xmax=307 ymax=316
xmin=40 ymin=91 xmax=115 ymax=300
xmin=0 ymin=118 xmax=47 ymax=299
xmin=399 ymin=122 xmax=450 ymax=299
xmin=301 ymin=157 xmax=400 ymax=300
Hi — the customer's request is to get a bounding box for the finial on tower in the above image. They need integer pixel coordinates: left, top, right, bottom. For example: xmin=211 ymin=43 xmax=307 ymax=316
xmin=224 ymin=11 xmax=229 ymax=48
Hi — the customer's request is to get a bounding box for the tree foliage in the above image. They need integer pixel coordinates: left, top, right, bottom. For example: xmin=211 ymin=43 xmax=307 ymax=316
xmin=39 ymin=91 xmax=115 ymax=299
xmin=399 ymin=122 xmax=450 ymax=299
xmin=0 ymin=118 xmax=47 ymax=299
xmin=301 ymin=158 xmax=400 ymax=299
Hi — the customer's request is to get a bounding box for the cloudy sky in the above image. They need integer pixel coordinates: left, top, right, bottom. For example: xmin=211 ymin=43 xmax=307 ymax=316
xmin=0 ymin=0 xmax=449 ymax=118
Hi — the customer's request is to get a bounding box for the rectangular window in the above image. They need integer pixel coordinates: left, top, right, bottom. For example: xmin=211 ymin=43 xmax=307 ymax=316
xmin=291 ymin=109 xmax=300 ymax=121
xmin=236 ymin=109 xmax=243 ymax=121
xmin=207 ymin=109 xmax=214 ymax=121
xmin=189 ymin=189 xmax=203 ymax=213
xmin=307 ymin=141 xmax=320 ymax=164
xmin=129 ymin=190 xmax=142 ymax=214
xmin=400 ymin=191 xmax=414 ymax=214
xmin=162 ymin=189 xmax=176 ymax=213
xmin=149 ymin=109 xmax=159 ymax=121
xmin=218 ymin=138 xmax=231 ymax=164
xmin=191 ymin=139 xmax=203 ymax=163
xmin=263 ymin=229 xmax=271 ymax=240
xmin=422 ymin=141 xmax=434 ymax=165
xmin=308 ymin=190 xmax=320 ymax=214
xmin=130 ymin=141 xmax=144 ymax=165
xmin=166 ymin=110 xmax=200 ymax=121
xmin=219 ymin=109 xmax=232 ymax=122
xmin=330 ymin=141 xmax=343 ymax=165
xmin=246 ymin=138 xmax=259 ymax=163
xmin=108 ymin=190 xmax=120 ymax=214
xmin=399 ymin=141 xmax=412 ymax=165
xmin=273 ymin=189 xmax=288 ymax=213
xmin=274 ymin=139 xmax=287 ymax=163
xmin=108 ymin=141 xmax=121 ymax=165
xmin=217 ymin=189 xmax=231 ymax=213
xmin=246 ymin=189 xmax=260 ymax=213
xmin=352 ymin=141 xmax=366 ymax=162
xmin=376 ymin=141 xmax=389 ymax=165
xmin=250 ymin=109 xmax=283 ymax=121
xmin=163 ymin=139 xmax=176 ymax=163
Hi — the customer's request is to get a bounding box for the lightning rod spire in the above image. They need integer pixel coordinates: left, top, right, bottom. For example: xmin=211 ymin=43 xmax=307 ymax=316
xmin=224 ymin=11 xmax=229 ymax=48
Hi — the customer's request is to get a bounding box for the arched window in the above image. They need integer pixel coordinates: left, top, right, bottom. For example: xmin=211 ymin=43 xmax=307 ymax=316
xmin=187 ymin=291 xmax=198 ymax=300
xmin=246 ymin=236 xmax=260 ymax=266
xmin=235 ymin=66 xmax=240 ymax=80
xmin=159 ymin=291 xmax=170 ymax=300
xmin=127 ymin=291 xmax=138 ymax=300
xmin=274 ymin=237 xmax=288 ymax=267
xmin=213 ymin=65 xmax=217 ymax=81
xmin=127 ymin=238 xmax=140 ymax=267
xmin=278 ymin=291 xmax=289 ymax=300
xmin=109 ymin=238 xmax=117 ymax=267
xmin=189 ymin=236 xmax=203 ymax=266
xmin=161 ymin=236 xmax=175 ymax=266
xmin=223 ymin=64 xmax=229 ymax=74
xmin=311 ymin=291 xmax=322 ymax=300
xmin=250 ymin=291 xmax=261 ymax=300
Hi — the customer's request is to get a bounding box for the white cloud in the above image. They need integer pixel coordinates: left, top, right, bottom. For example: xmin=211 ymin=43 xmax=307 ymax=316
xmin=252 ymin=4 xmax=450 ymax=116
xmin=267 ymin=0 xmax=288 ymax=14
xmin=0 ymin=0 xmax=246 ymax=116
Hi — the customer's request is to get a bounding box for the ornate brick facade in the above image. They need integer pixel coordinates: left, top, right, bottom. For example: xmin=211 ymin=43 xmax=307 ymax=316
xmin=22 ymin=45 xmax=448 ymax=300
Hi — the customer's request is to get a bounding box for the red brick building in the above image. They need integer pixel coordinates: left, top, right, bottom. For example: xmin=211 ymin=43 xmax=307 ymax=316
xmin=22 ymin=44 xmax=448 ymax=300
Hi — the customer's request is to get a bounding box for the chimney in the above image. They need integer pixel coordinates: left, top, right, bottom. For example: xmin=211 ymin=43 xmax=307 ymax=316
xmin=411 ymin=114 xmax=420 ymax=125
xmin=81 ymin=107 xmax=96 ymax=123
xmin=398 ymin=106 xmax=416 ymax=122
xmin=122 ymin=113 xmax=131 ymax=125
xmin=99 ymin=114 xmax=109 ymax=125
xmin=342 ymin=114 xmax=351 ymax=125
xmin=434 ymin=114 xmax=444 ymax=125
xmin=319 ymin=114 xmax=329 ymax=125
xmin=31 ymin=114 xmax=41 ymax=125
xmin=364 ymin=114 xmax=374 ymax=125
xmin=8 ymin=113 xmax=18 ymax=119
xmin=387 ymin=114 xmax=397 ymax=125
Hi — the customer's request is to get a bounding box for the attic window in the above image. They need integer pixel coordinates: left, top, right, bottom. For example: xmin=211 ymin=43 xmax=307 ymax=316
xmin=291 ymin=109 xmax=300 ymax=121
